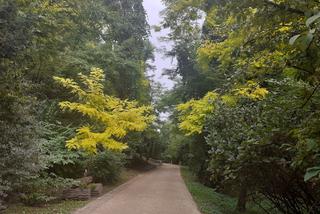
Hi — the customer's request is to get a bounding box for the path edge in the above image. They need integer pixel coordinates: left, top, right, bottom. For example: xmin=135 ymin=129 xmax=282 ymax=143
xmin=72 ymin=173 xmax=142 ymax=213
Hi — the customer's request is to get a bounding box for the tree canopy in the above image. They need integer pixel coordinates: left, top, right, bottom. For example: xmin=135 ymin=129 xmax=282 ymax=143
xmin=161 ymin=0 xmax=320 ymax=213
xmin=2 ymin=0 xmax=320 ymax=213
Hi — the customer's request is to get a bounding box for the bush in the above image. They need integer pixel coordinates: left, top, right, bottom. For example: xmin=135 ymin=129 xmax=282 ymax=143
xmin=88 ymin=150 xmax=125 ymax=184
xmin=0 ymin=93 xmax=43 ymax=202
xmin=19 ymin=176 xmax=79 ymax=206
xmin=20 ymin=192 xmax=55 ymax=207
xmin=0 ymin=179 xmax=9 ymax=200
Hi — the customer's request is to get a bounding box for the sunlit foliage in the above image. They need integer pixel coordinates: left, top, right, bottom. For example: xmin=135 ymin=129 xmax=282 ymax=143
xmin=163 ymin=0 xmax=320 ymax=213
xmin=176 ymin=92 xmax=218 ymax=135
xmin=234 ymin=81 xmax=269 ymax=101
xmin=54 ymin=68 xmax=155 ymax=154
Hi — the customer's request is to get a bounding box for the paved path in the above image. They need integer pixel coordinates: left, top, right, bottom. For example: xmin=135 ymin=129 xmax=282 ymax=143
xmin=74 ymin=164 xmax=200 ymax=214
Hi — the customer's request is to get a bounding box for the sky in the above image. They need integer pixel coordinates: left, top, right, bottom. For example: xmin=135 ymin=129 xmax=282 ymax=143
xmin=143 ymin=0 xmax=175 ymax=90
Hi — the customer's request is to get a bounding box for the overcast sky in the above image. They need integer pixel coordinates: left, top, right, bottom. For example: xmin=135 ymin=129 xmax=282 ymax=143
xmin=143 ymin=0 xmax=175 ymax=90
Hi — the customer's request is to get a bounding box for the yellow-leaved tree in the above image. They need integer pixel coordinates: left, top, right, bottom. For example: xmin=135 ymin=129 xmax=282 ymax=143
xmin=176 ymin=92 xmax=218 ymax=135
xmin=54 ymin=68 xmax=155 ymax=154
xmin=234 ymin=81 xmax=269 ymax=101
xmin=176 ymin=83 xmax=268 ymax=136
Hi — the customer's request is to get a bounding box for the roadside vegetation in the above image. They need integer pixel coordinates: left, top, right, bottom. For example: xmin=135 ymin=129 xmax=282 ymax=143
xmin=4 ymin=169 xmax=140 ymax=214
xmin=4 ymin=200 xmax=87 ymax=214
xmin=1 ymin=0 xmax=320 ymax=213
xmin=160 ymin=0 xmax=320 ymax=213
xmin=181 ymin=167 xmax=278 ymax=214
xmin=0 ymin=0 xmax=163 ymax=212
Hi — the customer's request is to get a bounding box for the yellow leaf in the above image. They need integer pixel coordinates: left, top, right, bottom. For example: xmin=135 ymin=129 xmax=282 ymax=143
xmin=54 ymin=68 xmax=155 ymax=154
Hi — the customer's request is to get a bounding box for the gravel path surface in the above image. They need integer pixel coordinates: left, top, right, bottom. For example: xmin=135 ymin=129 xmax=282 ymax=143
xmin=74 ymin=164 xmax=200 ymax=214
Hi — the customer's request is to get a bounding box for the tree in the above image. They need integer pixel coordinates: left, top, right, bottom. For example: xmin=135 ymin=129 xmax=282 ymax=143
xmin=163 ymin=0 xmax=320 ymax=213
xmin=0 ymin=0 xmax=154 ymax=207
xmin=176 ymin=92 xmax=218 ymax=135
xmin=54 ymin=68 xmax=155 ymax=154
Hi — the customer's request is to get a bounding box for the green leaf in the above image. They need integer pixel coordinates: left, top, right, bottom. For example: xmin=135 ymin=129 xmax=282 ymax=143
xmin=294 ymin=33 xmax=314 ymax=50
xmin=306 ymin=13 xmax=320 ymax=27
xmin=283 ymin=68 xmax=298 ymax=78
xmin=289 ymin=35 xmax=300 ymax=45
xmin=304 ymin=167 xmax=320 ymax=182
xmin=306 ymin=139 xmax=317 ymax=152
xmin=309 ymin=29 xmax=316 ymax=34
xmin=306 ymin=32 xmax=314 ymax=43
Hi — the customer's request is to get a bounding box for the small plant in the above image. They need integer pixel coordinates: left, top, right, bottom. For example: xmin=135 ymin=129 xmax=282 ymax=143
xmin=88 ymin=184 xmax=97 ymax=191
xmin=78 ymin=182 xmax=89 ymax=190
xmin=20 ymin=193 xmax=55 ymax=207
xmin=88 ymin=150 xmax=125 ymax=184
xmin=18 ymin=175 xmax=80 ymax=207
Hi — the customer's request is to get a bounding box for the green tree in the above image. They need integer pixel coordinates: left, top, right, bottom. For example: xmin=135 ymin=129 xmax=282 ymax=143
xmin=163 ymin=0 xmax=320 ymax=213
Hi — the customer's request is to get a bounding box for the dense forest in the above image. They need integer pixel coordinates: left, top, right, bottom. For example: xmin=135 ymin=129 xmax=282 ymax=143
xmin=0 ymin=0 xmax=163 ymax=211
xmin=1 ymin=0 xmax=320 ymax=213
xmin=160 ymin=0 xmax=320 ymax=213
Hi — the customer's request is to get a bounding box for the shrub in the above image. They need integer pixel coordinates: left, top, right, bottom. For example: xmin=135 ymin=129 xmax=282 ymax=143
xmin=88 ymin=150 xmax=125 ymax=184
xmin=20 ymin=193 xmax=55 ymax=207
xmin=0 ymin=93 xmax=42 ymax=202
xmin=20 ymin=176 xmax=79 ymax=206
xmin=40 ymin=120 xmax=86 ymax=179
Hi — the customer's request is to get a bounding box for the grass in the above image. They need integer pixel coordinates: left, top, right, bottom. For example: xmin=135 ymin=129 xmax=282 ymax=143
xmin=4 ymin=169 xmax=140 ymax=214
xmin=180 ymin=167 xmax=275 ymax=214
xmin=4 ymin=200 xmax=87 ymax=214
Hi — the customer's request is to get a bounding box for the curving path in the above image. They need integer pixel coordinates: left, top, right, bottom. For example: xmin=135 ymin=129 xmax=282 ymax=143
xmin=74 ymin=164 xmax=200 ymax=214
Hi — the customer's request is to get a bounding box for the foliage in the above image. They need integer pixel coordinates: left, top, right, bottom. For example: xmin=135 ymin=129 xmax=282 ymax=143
xmin=305 ymin=167 xmax=320 ymax=181
xmin=180 ymin=167 xmax=276 ymax=214
xmin=54 ymin=68 xmax=155 ymax=154
xmin=20 ymin=193 xmax=55 ymax=207
xmin=176 ymin=92 xmax=218 ymax=135
xmin=206 ymin=100 xmax=259 ymax=183
xmin=234 ymin=81 xmax=269 ymax=101
xmin=0 ymin=0 xmax=154 ymax=207
xmin=19 ymin=175 xmax=79 ymax=206
xmin=40 ymin=122 xmax=81 ymax=168
xmin=162 ymin=0 xmax=320 ymax=213
xmin=87 ymin=150 xmax=125 ymax=184
xmin=5 ymin=169 xmax=140 ymax=214
xmin=161 ymin=122 xmax=192 ymax=164
xmin=0 ymin=92 xmax=43 ymax=201
xmin=4 ymin=200 xmax=88 ymax=214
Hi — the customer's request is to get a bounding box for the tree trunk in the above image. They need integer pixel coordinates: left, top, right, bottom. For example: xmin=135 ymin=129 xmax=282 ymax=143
xmin=236 ymin=184 xmax=247 ymax=212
